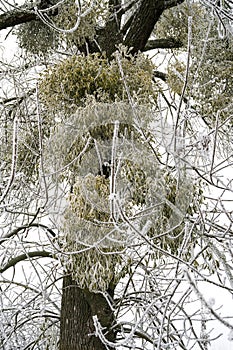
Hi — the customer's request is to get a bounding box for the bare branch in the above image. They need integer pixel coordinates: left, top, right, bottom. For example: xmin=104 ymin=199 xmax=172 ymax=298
xmin=0 ymin=223 xmax=56 ymax=245
xmin=0 ymin=251 xmax=55 ymax=274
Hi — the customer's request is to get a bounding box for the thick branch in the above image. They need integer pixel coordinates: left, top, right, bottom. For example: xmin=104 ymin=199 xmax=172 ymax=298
xmin=0 ymin=6 xmax=36 ymax=30
xmin=0 ymin=251 xmax=54 ymax=273
xmin=0 ymin=1 xmax=58 ymax=31
xmin=144 ymin=38 xmax=183 ymax=51
xmin=124 ymin=0 xmax=184 ymax=53
xmin=153 ymin=70 xmax=167 ymax=82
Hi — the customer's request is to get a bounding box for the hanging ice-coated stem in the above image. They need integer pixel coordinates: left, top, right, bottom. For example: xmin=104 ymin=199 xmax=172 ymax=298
xmin=109 ymin=120 xmax=119 ymax=221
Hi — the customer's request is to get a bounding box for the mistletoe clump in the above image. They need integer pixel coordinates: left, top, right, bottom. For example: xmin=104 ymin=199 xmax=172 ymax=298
xmin=61 ymin=174 xmax=126 ymax=292
xmin=16 ymin=20 xmax=59 ymax=56
xmin=159 ymin=2 xmax=233 ymax=125
xmin=54 ymin=0 xmax=106 ymax=47
xmin=39 ymin=51 xmax=157 ymax=110
xmin=43 ymin=101 xmax=155 ymax=181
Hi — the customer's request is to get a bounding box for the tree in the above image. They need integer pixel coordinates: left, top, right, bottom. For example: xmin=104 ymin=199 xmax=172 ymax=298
xmin=0 ymin=1 xmax=233 ymax=349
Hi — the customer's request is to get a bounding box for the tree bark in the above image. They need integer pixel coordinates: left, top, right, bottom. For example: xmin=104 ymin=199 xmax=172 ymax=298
xmin=0 ymin=2 xmax=58 ymax=31
xmin=123 ymin=0 xmax=165 ymax=53
xmin=0 ymin=7 xmax=36 ymax=30
xmin=123 ymin=0 xmax=184 ymax=53
xmin=60 ymin=274 xmax=115 ymax=350
xmin=144 ymin=38 xmax=183 ymax=51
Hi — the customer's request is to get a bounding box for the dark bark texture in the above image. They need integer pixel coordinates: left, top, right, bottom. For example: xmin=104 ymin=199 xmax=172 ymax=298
xmin=124 ymin=0 xmax=165 ymax=53
xmin=0 ymin=6 xmax=36 ymax=30
xmin=60 ymin=274 xmax=115 ymax=350
xmin=144 ymin=38 xmax=183 ymax=51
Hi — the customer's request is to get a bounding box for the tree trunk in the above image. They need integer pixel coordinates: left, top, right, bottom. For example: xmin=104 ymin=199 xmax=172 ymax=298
xmin=60 ymin=274 xmax=115 ymax=350
xmin=124 ymin=0 xmax=164 ymax=53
